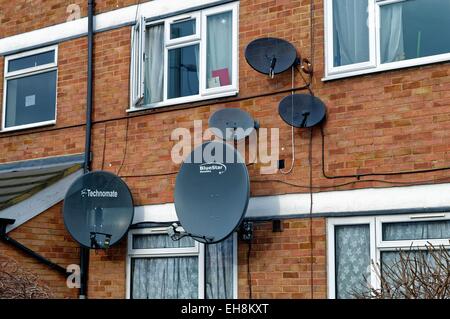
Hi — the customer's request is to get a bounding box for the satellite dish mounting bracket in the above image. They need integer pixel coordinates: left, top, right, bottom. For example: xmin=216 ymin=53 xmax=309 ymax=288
xmin=269 ymin=57 xmax=277 ymax=79
xmin=240 ymin=221 xmax=254 ymax=242
xmin=90 ymin=232 xmax=112 ymax=249
xmin=169 ymin=223 xmax=215 ymax=243
xmin=300 ymin=57 xmax=313 ymax=76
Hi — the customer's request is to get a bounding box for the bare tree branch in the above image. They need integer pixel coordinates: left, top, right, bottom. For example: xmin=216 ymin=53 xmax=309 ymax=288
xmin=351 ymin=243 xmax=450 ymax=299
xmin=0 ymin=254 xmax=53 ymax=299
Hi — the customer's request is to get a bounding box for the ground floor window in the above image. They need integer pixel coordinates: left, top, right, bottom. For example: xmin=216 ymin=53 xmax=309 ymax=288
xmin=327 ymin=213 xmax=450 ymax=299
xmin=127 ymin=227 xmax=237 ymax=299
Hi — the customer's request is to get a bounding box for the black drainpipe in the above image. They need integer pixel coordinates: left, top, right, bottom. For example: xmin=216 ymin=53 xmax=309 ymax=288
xmin=80 ymin=0 xmax=95 ymax=300
xmin=0 ymin=218 xmax=67 ymax=275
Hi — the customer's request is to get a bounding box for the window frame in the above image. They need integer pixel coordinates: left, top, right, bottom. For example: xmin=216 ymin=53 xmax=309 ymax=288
xmin=163 ymin=38 xmax=202 ymax=105
xmin=2 ymin=45 xmax=58 ymax=132
xmin=327 ymin=213 xmax=450 ymax=299
xmin=327 ymin=216 xmax=377 ymax=299
xmin=324 ymin=0 xmax=450 ymax=80
xmin=128 ymin=1 xmax=239 ymax=112
xmin=166 ymin=13 xmax=201 ymax=46
xmin=126 ymin=227 xmax=238 ymax=299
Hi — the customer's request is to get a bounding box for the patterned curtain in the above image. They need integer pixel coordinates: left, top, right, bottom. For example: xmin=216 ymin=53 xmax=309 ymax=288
xmin=335 ymin=224 xmax=371 ymax=299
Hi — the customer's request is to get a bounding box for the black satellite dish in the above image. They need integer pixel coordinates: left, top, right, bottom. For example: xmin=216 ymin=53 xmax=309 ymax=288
xmin=245 ymin=37 xmax=298 ymax=78
xmin=63 ymin=171 xmax=134 ymax=249
xmin=209 ymin=108 xmax=259 ymax=141
xmin=278 ymin=94 xmax=326 ymax=128
xmin=174 ymin=141 xmax=250 ymax=244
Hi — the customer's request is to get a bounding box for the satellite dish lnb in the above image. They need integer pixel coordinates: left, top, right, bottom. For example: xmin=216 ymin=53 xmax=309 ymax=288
xmin=63 ymin=171 xmax=134 ymax=249
xmin=245 ymin=37 xmax=299 ymax=78
xmin=174 ymin=141 xmax=250 ymax=244
xmin=278 ymin=94 xmax=326 ymax=128
xmin=209 ymin=108 xmax=259 ymax=141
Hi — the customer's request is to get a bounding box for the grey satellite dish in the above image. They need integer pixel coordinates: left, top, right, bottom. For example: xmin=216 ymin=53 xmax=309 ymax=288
xmin=278 ymin=94 xmax=326 ymax=128
xmin=209 ymin=108 xmax=259 ymax=141
xmin=245 ymin=37 xmax=299 ymax=78
xmin=63 ymin=171 xmax=134 ymax=249
xmin=174 ymin=141 xmax=250 ymax=244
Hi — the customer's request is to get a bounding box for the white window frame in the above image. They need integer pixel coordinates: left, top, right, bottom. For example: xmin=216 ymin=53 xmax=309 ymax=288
xmin=324 ymin=0 xmax=450 ymax=80
xmin=166 ymin=13 xmax=201 ymax=46
xmin=129 ymin=1 xmax=239 ymax=111
xmin=2 ymin=45 xmax=58 ymax=132
xmin=126 ymin=227 xmax=238 ymax=299
xmin=327 ymin=213 xmax=450 ymax=299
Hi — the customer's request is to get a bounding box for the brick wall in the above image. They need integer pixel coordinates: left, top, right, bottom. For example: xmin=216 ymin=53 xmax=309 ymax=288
xmin=3 ymin=0 xmax=449 ymax=196
xmin=238 ymin=218 xmax=327 ymax=299
xmin=85 ymin=217 xmax=327 ymax=299
xmin=1 ymin=0 xmax=450 ymax=299
xmin=0 ymin=203 xmax=79 ymax=299
xmin=88 ymin=241 xmax=127 ymax=299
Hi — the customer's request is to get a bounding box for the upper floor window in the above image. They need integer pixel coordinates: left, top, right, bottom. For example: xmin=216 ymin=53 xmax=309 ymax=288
xmin=130 ymin=2 xmax=238 ymax=110
xmin=2 ymin=46 xmax=58 ymax=131
xmin=325 ymin=0 xmax=450 ymax=80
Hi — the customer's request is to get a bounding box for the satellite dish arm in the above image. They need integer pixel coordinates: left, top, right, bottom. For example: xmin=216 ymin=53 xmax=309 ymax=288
xmin=168 ymin=223 xmax=215 ymax=243
xmin=301 ymin=111 xmax=310 ymax=128
xmin=269 ymin=57 xmax=277 ymax=79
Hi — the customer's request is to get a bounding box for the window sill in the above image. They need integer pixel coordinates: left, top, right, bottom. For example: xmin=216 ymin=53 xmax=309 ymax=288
xmin=1 ymin=120 xmax=56 ymax=133
xmin=323 ymin=53 xmax=450 ymax=82
xmin=127 ymin=90 xmax=238 ymax=113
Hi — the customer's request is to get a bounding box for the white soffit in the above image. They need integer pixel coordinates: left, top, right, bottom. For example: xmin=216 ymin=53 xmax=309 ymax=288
xmin=132 ymin=182 xmax=450 ymax=224
xmin=0 ymin=169 xmax=83 ymax=233
xmin=0 ymin=0 xmax=226 ymax=55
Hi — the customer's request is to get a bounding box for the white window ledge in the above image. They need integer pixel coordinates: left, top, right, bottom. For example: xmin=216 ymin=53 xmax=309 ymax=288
xmin=1 ymin=120 xmax=56 ymax=133
xmin=127 ymin=90 xmax=238 ymax=113
xmin=323 ymin=53 xmax=450 ymax=81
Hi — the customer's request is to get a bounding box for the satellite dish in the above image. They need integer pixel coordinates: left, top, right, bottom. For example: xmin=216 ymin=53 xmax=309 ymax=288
xmin=245 ymin=37 xmax=298 ymax=78
xmin=174 ymin=141 xmax=250 ymax=244
xmin=208 ymin=108 xmax=259 ymax=141
xmin=63 ymin=171 xmax=134 ymax=249
xmin=278 ymin=94 xmax=326 ymax=128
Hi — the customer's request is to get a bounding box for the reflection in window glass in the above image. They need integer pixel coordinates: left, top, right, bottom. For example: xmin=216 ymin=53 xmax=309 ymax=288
xmin=170 ymin=19 xmax=196 ymax=39
xmin=5 ymin=70 xmax=57 ymax=128
xmin=206 ymin=11 xmax=232 ymax=89
xmin=332 ymin=0 xmax=369 ymax=67
xmin=168 ymin=44 xmax=199 ymax=99
xmin=380 ymin=0 xmax=450 ymax=63
xmin=8 ymin=51 xmax=55 ymax=73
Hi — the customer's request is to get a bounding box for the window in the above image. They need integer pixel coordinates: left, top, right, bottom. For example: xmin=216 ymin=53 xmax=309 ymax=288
xmin=127 ymin=228 xmax=237 ymax=299
xmin=325 ymin=0 xmax=450 ymax=79
xmin=327 ymin=213 xmax=450 ymax=299
xmin=130 ymin=2 xmax=238 ymax=110
xmin=2 ymin=46 xmax=58 ymax=131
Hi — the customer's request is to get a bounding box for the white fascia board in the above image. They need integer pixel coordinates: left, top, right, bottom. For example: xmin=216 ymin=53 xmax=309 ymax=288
xmin=132 ymin=182 xmax=450 ymax=224
xmin=0 ymin=0 xmax=225 ymax=55
xmin=0 ymin=169 xmax=83 ymax=233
